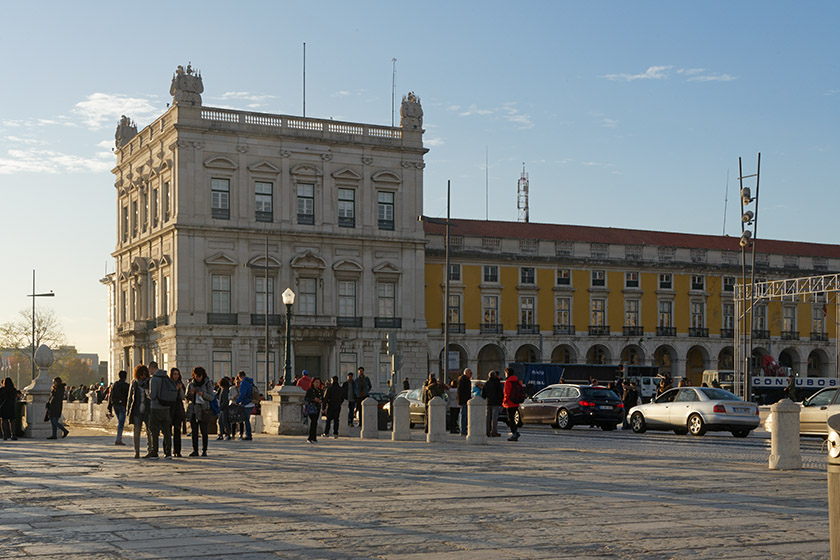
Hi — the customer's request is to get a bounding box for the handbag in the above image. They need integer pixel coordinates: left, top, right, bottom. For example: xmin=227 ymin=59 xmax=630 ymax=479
xmin=304 ymin=401 xmax=320 ymax=416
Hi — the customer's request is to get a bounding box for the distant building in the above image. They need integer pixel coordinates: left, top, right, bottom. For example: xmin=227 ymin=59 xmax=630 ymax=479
xmin=423 ymin=218 xmax=840 ymax=385
xmin=102 ymin=65 xmax=428 ymax=389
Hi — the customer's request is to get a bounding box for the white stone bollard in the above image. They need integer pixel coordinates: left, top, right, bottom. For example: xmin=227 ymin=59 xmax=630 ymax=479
xmin=769 ymin=398 xmax=802 ymax=470
xmin=466 ymin=396 xmax=488 ymax=445
xmin=360 ymin=397 xmax=379 ymax=439
xmin=23 ymin=345 xmax=54 ymax=439
xmin=426 ymin=396 xmax=446 ymax=443
xmin=392 ymin=397 xmax=411 ymax=441
xmin=338 ymin=401 xmax=350 ymax=437
xmin=87 ymin=390 xmax=96 ymax=421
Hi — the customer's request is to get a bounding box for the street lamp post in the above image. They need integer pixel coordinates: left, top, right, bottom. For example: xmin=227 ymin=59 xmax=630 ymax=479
xmin=282 ymin=288 xmax=295 ymax=385
xmin=27 ymin=270 xmax=54 ymax=381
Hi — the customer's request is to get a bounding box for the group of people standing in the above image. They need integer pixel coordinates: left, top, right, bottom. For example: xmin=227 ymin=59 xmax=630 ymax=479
xmin=301 ymin=367 xmax=373 ymax=443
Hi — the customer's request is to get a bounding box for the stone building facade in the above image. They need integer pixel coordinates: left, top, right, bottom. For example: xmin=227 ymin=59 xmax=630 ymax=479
xmin=423 ymin=218 xmax=840 ymax=384
xmin=102 ymin=66 xmax=428 ymax=391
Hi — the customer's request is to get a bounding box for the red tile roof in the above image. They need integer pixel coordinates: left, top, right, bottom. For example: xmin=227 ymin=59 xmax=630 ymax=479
xmin=422 ymin=218 xmax=840 ymax=258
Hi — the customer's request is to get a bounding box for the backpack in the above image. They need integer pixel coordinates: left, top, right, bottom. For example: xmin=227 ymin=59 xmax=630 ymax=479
xmin=157 ymin=376 xmax=179 ymax=407
xmin=509 ymin=381 xmax=526 ymax=404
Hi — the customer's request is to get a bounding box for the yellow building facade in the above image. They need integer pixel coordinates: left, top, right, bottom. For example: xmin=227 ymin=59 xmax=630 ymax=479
xmin=424 ymin=219 xmax=840 ymax=386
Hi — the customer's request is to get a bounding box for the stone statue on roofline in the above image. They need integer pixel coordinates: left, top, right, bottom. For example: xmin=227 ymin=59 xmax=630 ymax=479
xmin=114 ymin=115 xmax=138 ymax=148
xmin=170 ymin=62 xmax=204 ymax=105
xmin=400 ymin=92 xmax=423 ymax=129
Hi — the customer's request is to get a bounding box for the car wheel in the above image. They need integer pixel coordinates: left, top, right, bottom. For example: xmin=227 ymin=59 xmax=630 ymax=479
xmin=556 ymin=409 xmax=573 ymax=430
xmin=687 ymin=414 xmax=707 ymax=436
xmin=731 ymin=428 xmax=750 ymax=438
xmin=630 ymin=412 xmax=646 ymax=433
xmin=674 ymin=427 xmax=688 ymax=435
xmin=600 ymin=423 xmax=616 ymax=431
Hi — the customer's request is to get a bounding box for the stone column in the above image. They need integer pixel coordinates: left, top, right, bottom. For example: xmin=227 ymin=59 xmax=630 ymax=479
xmin=360 ymin=397 xmax=378 ymax=439
xmin=426 ymin=396 xmax=446 ymax=443
xmin=271 ymin=384 xmax=307 ymax=435
xmin=338 ymin=401 xmax=350 ymax=437
xmin=466 ymin=396 xmax=487 ymax=445
xmin=768 ymin=398 xmax=802 ymax=470
xmin=23 ymin=345 xmax=54 ymax=439
xmin=391 ymin=396 xmax=411 ymax=441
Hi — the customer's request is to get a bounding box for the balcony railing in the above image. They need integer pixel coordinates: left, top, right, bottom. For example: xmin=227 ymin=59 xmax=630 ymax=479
xmin=208 ymin=313 xmax=238 ymax=325
xmin=338 ymin=216 xmax=355 ymax=228
xmin=721 ymin=328 xmax=735 ymax=339
xmin=481 ymin=323 xmax=503 ymax=334
xmin=375 ymin=317 xmax=402 ymax=329
xmin=811 ymin=331 xmax=828 ymax=342
xmin=588 ymin=325 xmax=610 ymax=336
xmin=337 ymin=316 xmax=363 ymax=328
xmin=781 ymin=330 xmax=799 ymax=340
xmin=752 ymin=329 xmax=770 ymax=340
xmin=689 ymin=327 xmax=709 ymax=338
xmin=255 ymin=210 xmax=273 ymax=223
xmin=656 ymin=326 xmax=676 ymax=336
xmin=250 ymin=314 xmax=283 ymax=326
xmin=518 ymin=324 xmax=540 ymax=335
xmin=297 ymin=213 xmax=314 ymax=225
xmin=441 ymin=323 xmax=465 ymax=334
xmin=378 ymin=219 xmax=394 ymax=231
xmin=622 ymin=326 xmax=643 ymax=336
xmin=554 ymin=324 xmax=575 ymax=335
xmin=211 ymin=207 xmax=230 ymax=220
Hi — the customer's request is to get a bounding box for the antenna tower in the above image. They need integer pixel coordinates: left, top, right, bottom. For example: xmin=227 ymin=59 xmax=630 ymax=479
xmin=517 ymin=163 xmax=529 ymax=223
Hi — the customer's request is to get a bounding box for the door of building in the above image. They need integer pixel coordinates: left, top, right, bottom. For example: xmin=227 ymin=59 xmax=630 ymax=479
xmin=297 ymin=356 xmax=322 ymax=380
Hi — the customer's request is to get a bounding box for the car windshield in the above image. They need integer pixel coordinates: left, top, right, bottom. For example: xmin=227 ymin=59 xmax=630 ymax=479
xmin=581 ymin=388 xmax=620 ymax=400
xmin=699 ymin=388 xmax=741 ymax=401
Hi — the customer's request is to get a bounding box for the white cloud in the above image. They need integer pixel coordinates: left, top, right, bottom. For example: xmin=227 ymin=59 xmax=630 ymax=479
xmin=5 ymin=136 xmax=43 ymax=145
xmin=501 ymin=103 xmax=534 ymax=129
xmin=599 ymin=118 xmax=619 ymax=128
xmin=449 ymin=102 xmax=533 ymax=129
xmin=686 ymin=73 xmax=737 ymax=82
xmin=676 ymin=68 xmax=705 ymax=76
xmin=458 ymin=104 xmax=495 ymax=117
xmin=73 ymin=93 xmax=159 ymax=130
xmin=425 ymin=137 xmax=445 ymax=147
xmin=219 ymin=91 xmax=277 ymax=102
xmin=826 ymin=89 xmax=839 ymax=96
xmin=604 ymin=65 xmax=672 ymax=82
xmin=0 ymin=148 xmax=113 ymax=175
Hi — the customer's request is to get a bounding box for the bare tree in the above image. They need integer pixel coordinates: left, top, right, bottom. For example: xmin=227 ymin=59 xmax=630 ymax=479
xmin=0 ymin=307 xmax=67 ymax=368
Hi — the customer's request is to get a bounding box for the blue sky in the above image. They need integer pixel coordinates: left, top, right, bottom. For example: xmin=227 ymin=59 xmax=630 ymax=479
xmin=0 ymin=1 xmax=837 ymax=359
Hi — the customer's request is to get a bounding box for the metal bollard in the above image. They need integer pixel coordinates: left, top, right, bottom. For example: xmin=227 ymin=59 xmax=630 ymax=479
xmin=466 ymin=396 xmax=488 ymax=445
xmin=426 ymin=396 xmax=446 ymax=443
xmin=827 ymin=413 xmax=840 ymax=560
xmin=768 ymin=398 xmax=802 ymax=470
xmin=338 ymin=401 xmax=349 ymax=437
xmin=391 ymin=397 xmax=411 ymax=441
xmin=360 ymin=397 xmax=378 ymax=439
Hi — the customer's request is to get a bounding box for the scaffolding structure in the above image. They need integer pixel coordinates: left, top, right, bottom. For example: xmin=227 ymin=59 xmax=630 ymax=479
xmin=517 ymin=163 xmax=529 ymax=223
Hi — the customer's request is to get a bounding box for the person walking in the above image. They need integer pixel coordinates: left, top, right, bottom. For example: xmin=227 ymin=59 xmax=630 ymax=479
xmin=216 ymin=377 xmax=232 ymax=441
xmin=622 ymin=381 xmax=640 ymax=430
xmin=234 ymin=371 xmax=256 ymax=440
xmin=304 ymin=378 xmax=324 ymax=443
xmin=482 ymin=370 xmax=503 ymax=437
xmin=503 ymin=368 xmax=525 ymax=442
xmin=187 ymin=367 xmax=214 ymax=456
xmin=457 ymin=368 xmax=473 ymax=436
xmin=126 ymin=365 xmax=150 ymax=458
xmin=169 ymin=368 xmax=186 ymax=457
xmin=46 ymin=376 xmax=69 ymax=439
xmin=342 ymin=372 xmax=358 ymax=426
xmin=147 ymin=361 xmax=175 ymax=459
xmin=296 ymin=370 xmax=313 ymax=392
xmin=107 ymin=370 xmax=130 ymax=446
xmin=0 ymin=377 xmax=19 ymax=441
xmin=323 ymin=376 xmax=344 ymax=438
xmin=355 ymin=367 xmax=372 ymax=428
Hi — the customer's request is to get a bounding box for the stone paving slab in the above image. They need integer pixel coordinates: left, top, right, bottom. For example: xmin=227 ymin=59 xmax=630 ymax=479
xmin=0 ymin=427 xmax=833 ymax=559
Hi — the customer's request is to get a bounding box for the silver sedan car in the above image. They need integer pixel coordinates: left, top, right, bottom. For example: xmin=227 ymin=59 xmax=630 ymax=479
xmin=628 ymin=387 xmax=759 ymax=437
xmin=798 ymin=387 xmax=840 ymax=436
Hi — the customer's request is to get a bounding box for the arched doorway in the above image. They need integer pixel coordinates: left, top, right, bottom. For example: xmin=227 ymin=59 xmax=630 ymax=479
xmin=751 ymin=347 xmax=769 ymax=372
xmin=438 ymin=344 xmax=468 ymax=384
xmin=685 ymin=346 xmax=709 ymax=386
xmin=586 ymin=344 xmax=611 ymax=365
xmin=778 ymin=348 xmax=799 ymax=373
xmin=620 ymin=344 xmax=645 ymax=365
xmin=654 ymin=345 xmax=676 ymax=376
xmin=515 ymin=344 xmax=540 ymax=363
xmin=551 ymin=344 xmax=577 ymax=364
xmin=718 ymin=347 xmax=734 ymax=369
xmin=808 ymin=349 xmax=830 ymax=377
xmin=477 ymin=344 xmax=505 ymax=379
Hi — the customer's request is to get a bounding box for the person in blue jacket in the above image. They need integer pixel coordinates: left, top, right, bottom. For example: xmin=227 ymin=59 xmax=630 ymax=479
xmin=235 ymin=371 xmax=256 ymax=440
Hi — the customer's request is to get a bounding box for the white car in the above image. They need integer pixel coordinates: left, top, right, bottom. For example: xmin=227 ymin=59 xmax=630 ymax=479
xmin=628 ymin=387 xmax=760 ymax=437
xmin=765 ymin=387 xmax=839 ymax=437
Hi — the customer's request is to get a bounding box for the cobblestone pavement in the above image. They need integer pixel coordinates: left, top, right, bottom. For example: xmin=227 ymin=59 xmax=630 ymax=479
xmin=0 ymin=425 xmax=831 ymax=559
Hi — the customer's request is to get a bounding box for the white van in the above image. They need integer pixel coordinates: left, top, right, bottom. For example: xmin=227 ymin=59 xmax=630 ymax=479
xmin=626 ymin=376 xmax=660 ymax=402
xmin=701 ymin=370 xmax=735 ymax=393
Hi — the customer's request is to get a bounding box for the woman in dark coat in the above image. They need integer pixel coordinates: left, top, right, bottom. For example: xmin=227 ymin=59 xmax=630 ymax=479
xmin=304 ymin=378 xmax=324 ymax=443
xmin=0 ymin=377 xmax=18 ymax=440
xmin=216 ymin=377 xmax=232 ymax=441
xmin=46 ymin=376 xmax=69 ymax=439
xmin=126 ymin=365 xmax=150 ymax=458
xmin=323 ymin=376 xmax=344 ymax=438
xmin=169 ymin=368 xmax=186 ymax=457
xmin=186 ymin=367 xmax=215 ymax=457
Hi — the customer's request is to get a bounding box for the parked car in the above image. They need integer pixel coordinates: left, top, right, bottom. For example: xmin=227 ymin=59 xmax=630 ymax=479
xmin=628 ymin=387 xmax=759 ymax=437
xmin=516 ymin=384 xmax=624 ymax=430
xmin=382 ymin=388 xmax=429 ymax=428
xmin=765 ymin=387 xmax=840 ymax=437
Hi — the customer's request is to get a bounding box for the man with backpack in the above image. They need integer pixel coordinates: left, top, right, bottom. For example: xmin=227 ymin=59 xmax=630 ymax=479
xmin=148 ymin=361 xmax=177 ymax=458
xmin=502 ymin=367 xmax=525 ymax=441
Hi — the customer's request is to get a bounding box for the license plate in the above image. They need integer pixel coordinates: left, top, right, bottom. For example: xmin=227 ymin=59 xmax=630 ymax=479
xmin=734 ymin=407 xmax=749 ymax=413
xmin=598 ymin=405 xmax=613 ymax=410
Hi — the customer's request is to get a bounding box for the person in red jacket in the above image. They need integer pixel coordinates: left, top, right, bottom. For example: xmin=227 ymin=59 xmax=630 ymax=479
xmin=502 ymin=367 xmax=523 ymax=441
